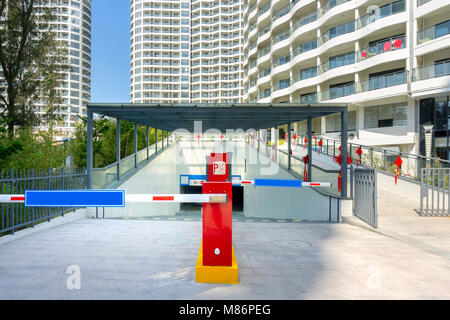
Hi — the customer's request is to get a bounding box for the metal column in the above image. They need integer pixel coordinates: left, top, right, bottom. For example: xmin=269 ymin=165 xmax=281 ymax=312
xmin=134 ymin=123 xmax=137 ymax=168
xmin=341 ymin=109 xmax=348 ymax=198
xmin=307 ymin=117 xmax=312 ymax=181
xmin=116 ymin=118 xmax=121 ymax=181
xmin=155 ymin=128 xmax=158 ymax=154
xmin=87 ymin=109 xmax=93 ymax=189
xmin=146 ymin=126 xmax=149 ymax=160
xmin=162 ymin=131 xmax=165 ymax=148
xmin=288 ymin=122 xmax=291 ymax=169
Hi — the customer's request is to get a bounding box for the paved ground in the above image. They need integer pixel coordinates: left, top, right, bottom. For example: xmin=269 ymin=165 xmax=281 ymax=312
xmin=1 ymin=217 xmax=449 ymax=299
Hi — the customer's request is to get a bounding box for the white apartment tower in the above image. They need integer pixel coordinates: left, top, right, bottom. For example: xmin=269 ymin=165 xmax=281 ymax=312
xmin=130 ymin=0 xmax=244 ymax=104
xmin=130 ymin=0 xmax=191 ymax=103
xmin=49 ymin=0 xmax=92 ymax=138
xmin=190 ymin=0 xmax=243 ymax=103
xmin=243 ymin=0 xmax=450 ymax=159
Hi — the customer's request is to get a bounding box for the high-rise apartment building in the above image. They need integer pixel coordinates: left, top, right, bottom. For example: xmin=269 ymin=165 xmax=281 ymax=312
xmin=47 ymin=0 xmax=92 ymax=138
xmin=130 ymin=0 xmax=243 ymax=104
xmin=242 ymin=0 xmax=450 ymax=159
xmin=190 ymin=0 xmax=243 ymax=103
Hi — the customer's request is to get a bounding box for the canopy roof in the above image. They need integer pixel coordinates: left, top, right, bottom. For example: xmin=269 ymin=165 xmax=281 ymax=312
xmin=86 ymin=103 xmax=348 ymax=131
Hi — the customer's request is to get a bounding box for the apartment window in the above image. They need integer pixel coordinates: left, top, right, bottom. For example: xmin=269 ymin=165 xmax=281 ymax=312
xmin=329 ymin=81 xmax=355 ymax=99
xmin=364 ymin=103 xmax=408 ymax=129
xmin=329 ymin=52 xmax=355 ymax=69
xmin=278 ymin=55 xmax=290 ymax=65
xmin=300 ymin=66 xmax=317 ymax=80
xmin=435 ymin=20 xmax=450 ymax=38
xmin=300 ymin=92 xmax=317 ymax=104
xmin=326 ymin=111 xmax=356 ymax=132
xmin=263 ymin=88 xmax=270 ymax=97
xmin=279 ymin=79 xmax=290 ymax=89
xmin=329 ymin=21 xmax=355 ymax=40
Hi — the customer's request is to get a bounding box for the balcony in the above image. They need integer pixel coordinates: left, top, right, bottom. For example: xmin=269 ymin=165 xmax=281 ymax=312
xmin=357 ymin=70 xmax=408 ymax=92
xmin=417 ymin=20 xmax=450 ymax=45
xmin=413 ymin=60 xmax=450 ymax=81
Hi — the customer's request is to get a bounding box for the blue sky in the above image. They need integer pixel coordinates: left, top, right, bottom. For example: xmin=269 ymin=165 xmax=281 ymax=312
xmin=91 ymin=0 xmax=130 ymax=103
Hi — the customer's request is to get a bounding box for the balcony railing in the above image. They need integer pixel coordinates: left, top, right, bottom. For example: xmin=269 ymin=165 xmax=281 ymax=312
xmin=418 ymin=20 xmax=450 ymax=45
xmin=320 ymin=82 xmax=355 ymax=101
xmin=413 ymin=60 xmax=450 ymax=81
xmin=357 ymin=36 xmax=406 ymax=62
xmin=357 ymin=70 xmax=408 ymax=92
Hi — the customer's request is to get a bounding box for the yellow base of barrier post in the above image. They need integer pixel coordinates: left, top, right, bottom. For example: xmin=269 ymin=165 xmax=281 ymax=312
xmin=195 ymin=242 xmax=238 ymax=284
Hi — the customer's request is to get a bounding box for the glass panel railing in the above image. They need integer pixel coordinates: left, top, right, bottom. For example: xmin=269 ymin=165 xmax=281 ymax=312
xmin=92 ymin=164 xmax=117 ymax=189
xmin=258 ymin=2 xmax=271 ymax=16
xmin=272 ymin=5 xmax=290 ymax=22
xmin=272 ymin=30 xmax=290 ymax=45
xmin=418 ymin=0 xmax=432 ymax=5
xmin=413 ymin=60 xmax=450 ymax=81
xmin=418 ymin=20 xmax=450 ymax=45
xmin=119 ymin=154 xmax=135 ymax=178
xmin=319 ymin=0 xmax=351 ymax=16
xmin=318 ymin=53 xmax=355 ymax=74
xmin=358 ymin=71 xmax=407 ymax=92
xmin=357 ymin=36 xmax=406 ymax=62
xmin=320 ymin=83 xmax=355 ymax=101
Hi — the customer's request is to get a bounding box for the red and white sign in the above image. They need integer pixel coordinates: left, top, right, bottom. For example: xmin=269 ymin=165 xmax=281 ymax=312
xmin=213 ymin=161 xmax=226 ymax=175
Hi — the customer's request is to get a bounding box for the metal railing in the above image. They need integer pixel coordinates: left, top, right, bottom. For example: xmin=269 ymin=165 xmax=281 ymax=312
xmin=295 ymin=134 xmax=450 ymax=182
xmin=420 ymin=168 xmax=450 ymax=216
xmin=413 ymin=60 xmax=450 ymax=81
xmin=1 ymin=168 xmax=87 ymax=235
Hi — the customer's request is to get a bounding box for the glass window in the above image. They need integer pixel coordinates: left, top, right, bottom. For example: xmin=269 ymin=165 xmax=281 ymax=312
xmin=364 ymin=103 xmax=407 ymax=128
xmin=435 ymin=20 xmax=450 ymax=39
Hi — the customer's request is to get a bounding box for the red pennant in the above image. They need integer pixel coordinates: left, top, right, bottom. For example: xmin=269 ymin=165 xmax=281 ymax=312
xmin=356 ymin=146 xmax=362 ymax=167
xmin=362 ymin=49 xmax=368 ymax=59
xmin=302 ymin=155 xmax=309 ymax=182
xmin=394 ymin=155 xmax=403 ymax=184
xmin=304 ymin=137 xmax=307 ymax=150
xmin=394 ymin=38 xmax=402 ymax=49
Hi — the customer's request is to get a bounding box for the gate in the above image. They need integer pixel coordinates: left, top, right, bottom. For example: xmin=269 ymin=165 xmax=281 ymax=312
xmin=420 ymin=168 xmax=450 ymax=216
xmin=352 ymin=167 xmax=378 ymax=228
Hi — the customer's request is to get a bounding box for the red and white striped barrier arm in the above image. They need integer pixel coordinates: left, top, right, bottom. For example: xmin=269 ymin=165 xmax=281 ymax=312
xmin=0 ymin=193 xmax=228 ymax=204
xmin=125 ymin=194 xmax=228 ymax=203
xmin=0 ymin=195 xmax=25 ymax=203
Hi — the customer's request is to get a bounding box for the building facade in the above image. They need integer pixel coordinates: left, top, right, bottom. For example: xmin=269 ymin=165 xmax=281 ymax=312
xmin=47 ymin=0 xmax=92 ymax=138
xmin=242 ymin=0 xmax=450 ymax=159
xmin=130 ymin=0 xmax=244 ymax=104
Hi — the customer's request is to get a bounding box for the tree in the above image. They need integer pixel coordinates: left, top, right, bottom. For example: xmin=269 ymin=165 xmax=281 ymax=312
xmin=70 ymin=117 xmax=159 ymax=169
xmin=0 ymin=0 xmax=68 ymax=138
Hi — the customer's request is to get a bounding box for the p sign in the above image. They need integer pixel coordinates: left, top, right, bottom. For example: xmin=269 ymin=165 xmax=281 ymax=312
xmin=213 ymin=161 xmax=226 ymax=175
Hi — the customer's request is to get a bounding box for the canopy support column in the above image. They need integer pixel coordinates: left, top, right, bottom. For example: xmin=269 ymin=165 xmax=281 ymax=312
xmin=288 ymin=122 xmax=292 ymax=169
xmin=307 ymin=117 xmax=312 ymax=182
xmin=116 ymin=119 xmax=121 ymax=181
xmin=341 ymin=109 xmax=348 ymax=198
xmin=87 ymin=109 xmax=93 ymax=189
xmin=134 ymin=123 xmax=137 ymax=168
xmin=155 ymin=128 xmax=158 ymax=154
xmin=146 ymin=126 xmax=149 ymax=160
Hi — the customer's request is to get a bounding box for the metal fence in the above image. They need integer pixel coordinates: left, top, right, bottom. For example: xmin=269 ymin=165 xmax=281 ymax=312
xmin=296 ymin=134 xmax=450 ymax=183
xmin=0 ymin=168 xmax=87 ymax=235
xmin=352 ymin=167 xmax=378 ymax=228
xmin=420 ymin=168 xmax=450 ymax=216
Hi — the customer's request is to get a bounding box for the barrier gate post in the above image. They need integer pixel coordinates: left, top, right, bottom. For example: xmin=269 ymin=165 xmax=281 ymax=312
xmin=196 ymin=152 xmax=238 ymax=284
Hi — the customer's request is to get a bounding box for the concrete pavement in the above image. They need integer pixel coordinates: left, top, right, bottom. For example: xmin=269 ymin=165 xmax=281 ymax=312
xmin=0 ymin=217 xmax=449 ymax=299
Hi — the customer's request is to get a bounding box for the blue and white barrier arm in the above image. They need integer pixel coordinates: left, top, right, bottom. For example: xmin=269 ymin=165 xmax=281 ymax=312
xmin=0 ymin=190 xmax=227 ymax=207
